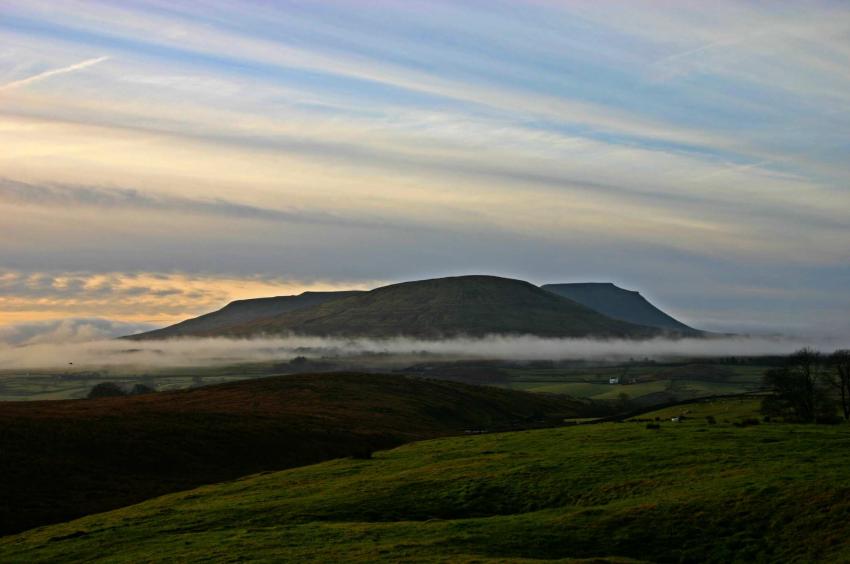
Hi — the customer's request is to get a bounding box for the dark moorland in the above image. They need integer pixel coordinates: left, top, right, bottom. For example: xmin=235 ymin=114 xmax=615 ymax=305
xmin=0 ymin=372 xmax=589 ymax=536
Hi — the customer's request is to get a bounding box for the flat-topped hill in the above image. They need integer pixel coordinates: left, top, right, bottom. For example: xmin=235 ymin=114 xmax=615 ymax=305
xmin=543 ymin=282 xmax=700 ymax=334
xmin=225 ymin=275 xmax=659 ymax=338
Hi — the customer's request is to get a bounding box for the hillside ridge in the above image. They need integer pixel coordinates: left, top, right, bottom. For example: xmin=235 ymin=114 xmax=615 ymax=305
xmin=542 ymin=282 xmax=699 ymax=334
xmin=223 ymin=275 xmax=660 ymax=339
xmin=6 ymin=399 xmax=849 ymax=563
xmin=128 ymin=290 xmax=364 ymax=340
xmin=0 ymin=371 xmax=588 ymax=536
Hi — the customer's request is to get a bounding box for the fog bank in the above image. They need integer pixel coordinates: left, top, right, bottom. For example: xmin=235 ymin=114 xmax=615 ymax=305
xmin=1 ymin=334 xmax=848 ymax=371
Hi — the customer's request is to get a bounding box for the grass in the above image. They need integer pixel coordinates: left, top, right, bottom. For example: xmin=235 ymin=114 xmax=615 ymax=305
xmin=504 ymin=362 xmax=767 ymax=405
xmin=0 ymin=360 xmax=771 ymax=403
xmin=0 ymin=373 xmax=587 ymax=536
xmin=640 ymin=398 xmax=762 ymax=421
xmin=4 ymin=399 xmax=850 ymax=563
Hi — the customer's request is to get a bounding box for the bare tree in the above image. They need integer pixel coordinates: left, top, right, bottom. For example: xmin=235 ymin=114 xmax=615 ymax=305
xmin=761 ymin=348 xmax=835 ymax=423
xmin=830 ymin=350 xmax=850 ymax=421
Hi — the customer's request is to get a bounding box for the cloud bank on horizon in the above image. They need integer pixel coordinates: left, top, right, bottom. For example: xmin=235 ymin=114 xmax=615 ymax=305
xmin=1 ymin=334 xmax=848 ymax=372
xmin=0 ymin=318 xmax=154 ymax=347
xmin=1 ymin=1 xmax=849 ymax=335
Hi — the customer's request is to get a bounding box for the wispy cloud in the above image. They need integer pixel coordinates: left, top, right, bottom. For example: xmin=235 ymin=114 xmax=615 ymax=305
xmin=0 ymin=177 xmax=403 ymax=230
xmin=0 ymin=55 xmax=108 ymax=91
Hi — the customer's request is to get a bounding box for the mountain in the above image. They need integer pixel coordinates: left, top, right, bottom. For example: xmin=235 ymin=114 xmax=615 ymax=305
xmin=0 ymin=372 xmax=589 ymax=536
xmin=128 ymin=291 xmax=364 ymax=340
xmin=541 ymin=282 xmax=700 ymax=334
xmin=223 ymin=275 xmax=660 ymax=339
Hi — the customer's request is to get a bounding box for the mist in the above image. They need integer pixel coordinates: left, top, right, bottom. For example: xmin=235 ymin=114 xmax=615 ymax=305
xmin=1 ymin=333 xmax=848 ymax=371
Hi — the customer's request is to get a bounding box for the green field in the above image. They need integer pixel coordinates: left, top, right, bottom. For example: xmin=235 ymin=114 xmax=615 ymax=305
xmin=0 ymin=369 xmax=264 ymax=401
xmin=4 ymin=398 xmax=849 ymax=563
xmin=0 ymin=361 xmax=770 ymax=402
xmin=505 ymin=363 xmax=767 ymax=404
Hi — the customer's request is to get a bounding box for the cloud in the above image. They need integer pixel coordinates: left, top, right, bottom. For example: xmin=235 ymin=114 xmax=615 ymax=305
xmin=0 ymin=318 xmax=153 ymax=347
xmin=1 ymin=0 xmax=849 ymax=337
xmin=0 ymin=178 xmax=393 ymax=230
xmin=0 ymin=56 xmax=108 ymax=91
xmin=0 ymin=270 xmax=382 ymax=326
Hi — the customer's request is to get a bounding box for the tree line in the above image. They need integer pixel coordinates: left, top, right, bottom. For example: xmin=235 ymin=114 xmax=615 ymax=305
xmin=762 ymin=348 xmax=850 ymax=423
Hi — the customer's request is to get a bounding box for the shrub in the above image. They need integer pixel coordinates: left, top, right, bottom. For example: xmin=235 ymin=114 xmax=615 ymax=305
xmin=646 ymin=423 xmax=661 ymax=430
xmin=705 ymin=415 xmax=717 ymax=425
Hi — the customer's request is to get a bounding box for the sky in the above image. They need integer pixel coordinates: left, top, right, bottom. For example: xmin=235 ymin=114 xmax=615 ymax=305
xmin=1 ymin=0 xmax=849 ymax=341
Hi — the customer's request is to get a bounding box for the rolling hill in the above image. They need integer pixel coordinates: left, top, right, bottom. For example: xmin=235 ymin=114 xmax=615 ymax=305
xmin=222 ymin=275 xmax=661 ymax=339
xmin=0 ymin=372 xmax=588 ymax=536
xmin=128 ymin=291 xmax=363 ymax=340
xmin=542 ymin=282 xmax=700 ymax=334
xmin=6 ymin=399 xmax=850 ymax=563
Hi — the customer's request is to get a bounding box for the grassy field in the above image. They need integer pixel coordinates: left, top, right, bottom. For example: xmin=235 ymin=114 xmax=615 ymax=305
xmin=4 ymin=398 xmax=849 ymax=563
xmin=505 ymin=363 xmax=767 ymax=405
xmin=0 ymin=373 xmax=588 ymax=536
xmin=0 ymin=364 xmax=275 ymax=401
xmin=0 ymin=360 xmax=770 ymax=403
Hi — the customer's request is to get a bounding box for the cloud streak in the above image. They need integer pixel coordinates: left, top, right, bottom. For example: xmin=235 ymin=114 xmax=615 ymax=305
xmin=0 ymin=178 xmax=397 ymax=230
xmin=0 ymin=56 xmax=108 ymax=91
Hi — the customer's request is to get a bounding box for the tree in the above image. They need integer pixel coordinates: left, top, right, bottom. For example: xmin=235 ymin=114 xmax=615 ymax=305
xmin=130 ymin=383 xmax=156 ymax=395
xmin=830 ymin=350 xmax=850 ymax=421
xmin=761 ymin=348 xmax=835 ymax=423
xmin=87 ymin=382 xmax=127 ymax=399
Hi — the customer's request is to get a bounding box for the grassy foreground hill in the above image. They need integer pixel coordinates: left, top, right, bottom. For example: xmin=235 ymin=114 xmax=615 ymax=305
xmin=4 ymin=399 xmax=850 ymax=563
xmin=0 ymin=373 xmax=587 ymax=536
xmin=225 ymin=275 xmax=659 ymax=339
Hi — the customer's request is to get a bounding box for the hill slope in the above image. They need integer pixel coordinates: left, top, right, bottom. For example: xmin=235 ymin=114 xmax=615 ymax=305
xmin=5 ymin=401 xmax=850 ymax=562
xmin=542 ymin=282 xmax=699 ymax=334
xmin=225 ymin=275 xmax=660 ymax=339
xmin=0 ymin=373 xmax=587 ymax=536
xmin=128 ymin=291 xmax=364 ymax=340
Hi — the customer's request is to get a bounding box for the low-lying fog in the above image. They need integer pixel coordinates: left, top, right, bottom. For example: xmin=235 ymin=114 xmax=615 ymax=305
xmin=1 ymin=334 xmax=848 ymax=371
